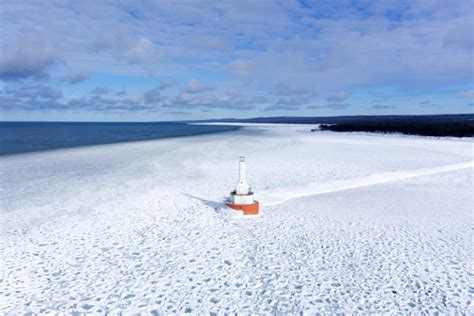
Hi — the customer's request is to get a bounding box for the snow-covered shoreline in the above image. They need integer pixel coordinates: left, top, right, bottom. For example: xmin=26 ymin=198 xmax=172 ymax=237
xmin=1 ymin=124 xmax=472 ymax=313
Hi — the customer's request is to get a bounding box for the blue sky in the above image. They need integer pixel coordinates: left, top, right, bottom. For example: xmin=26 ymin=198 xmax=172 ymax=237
xmin=0 ymin=0 xmax=473 ymax=121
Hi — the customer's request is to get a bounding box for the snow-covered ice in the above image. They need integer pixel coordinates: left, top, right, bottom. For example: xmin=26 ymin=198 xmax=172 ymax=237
xmin=1 ymin=124 xmax=473 ymax=314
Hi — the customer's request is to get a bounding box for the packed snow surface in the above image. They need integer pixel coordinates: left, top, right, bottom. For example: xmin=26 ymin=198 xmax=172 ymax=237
xmin=1 ymin=124 xmax=473 ymax=314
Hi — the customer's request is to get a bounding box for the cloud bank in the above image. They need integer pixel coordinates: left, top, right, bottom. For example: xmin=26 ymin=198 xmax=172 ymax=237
xmin=0 ymin=0 xmax=473 ymax=118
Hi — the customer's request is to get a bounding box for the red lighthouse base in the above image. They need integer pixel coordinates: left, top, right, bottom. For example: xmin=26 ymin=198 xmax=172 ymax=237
xmin=225 ymin=201 xmax=260 ymax=215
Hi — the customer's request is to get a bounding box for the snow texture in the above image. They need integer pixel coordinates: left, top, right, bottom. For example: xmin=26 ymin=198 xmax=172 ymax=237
xmin=1 ymin=124 xmax=473 ymax=314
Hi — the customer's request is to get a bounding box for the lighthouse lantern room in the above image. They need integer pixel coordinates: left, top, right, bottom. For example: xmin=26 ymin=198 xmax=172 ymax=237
xmin=226 ymin=156 xmax=259 ymax=215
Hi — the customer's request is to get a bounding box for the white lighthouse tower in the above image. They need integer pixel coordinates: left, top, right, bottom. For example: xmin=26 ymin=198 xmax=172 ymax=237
xmin=226 ymin=156 xmax=259 ymax=215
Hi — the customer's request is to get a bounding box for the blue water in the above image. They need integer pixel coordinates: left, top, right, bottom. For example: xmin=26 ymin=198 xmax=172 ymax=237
xmin=0 ymin=122 xmax=239 ymax=156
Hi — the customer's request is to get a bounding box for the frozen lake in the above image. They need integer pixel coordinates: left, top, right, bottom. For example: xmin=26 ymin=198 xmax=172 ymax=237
xmin=1 ymin=124 xmax=472 ymax=313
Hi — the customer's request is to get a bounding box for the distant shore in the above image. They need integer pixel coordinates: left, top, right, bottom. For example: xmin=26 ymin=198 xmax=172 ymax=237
xmin=206 ymin=114 xmax=474 ymax=138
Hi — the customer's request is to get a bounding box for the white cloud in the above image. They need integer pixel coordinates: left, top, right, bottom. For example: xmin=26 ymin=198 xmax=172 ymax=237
xmin=458 ymin=90 xmax=474 ymax=98
xmin=371 ymin=104 xmax=397 ymax=110
xmin=184 ymin=79 xmax=216 ymax=93
xmin=94 ymin=33 xmax=157 ymax=64
xmin=307 ymin=103 xmax=351 ymax=110
xmin=60 ymin=73 xmax=88 ymax=85
xmin=0 ymin=84 xmax=63 ymax=111
xmin=327 ymin=92 xmax=349 ymax=103
xmin=91 ymin=86 xmax=111 ymax=95
xmin=0 ymin=37 xmax=57 ymax=80
xmin=144 ymin=87 xmax=165 ymax=105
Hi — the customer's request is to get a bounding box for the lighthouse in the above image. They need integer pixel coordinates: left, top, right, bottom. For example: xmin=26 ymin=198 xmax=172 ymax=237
xmin=226 ymin=156 xmax=259 ymax=215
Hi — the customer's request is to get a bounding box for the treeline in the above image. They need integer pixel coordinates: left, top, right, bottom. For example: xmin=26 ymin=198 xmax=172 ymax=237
xmin=318 ymin=121 xmax=474 ymax=137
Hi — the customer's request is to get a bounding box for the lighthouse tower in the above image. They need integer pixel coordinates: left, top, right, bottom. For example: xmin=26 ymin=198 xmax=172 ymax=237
xmin=226 ymin=156 xmax=259 ymax=215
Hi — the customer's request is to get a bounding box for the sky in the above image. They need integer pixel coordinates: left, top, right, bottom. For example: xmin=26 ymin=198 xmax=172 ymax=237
xmin=0 ymin=0 xmax=473 ymax=121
